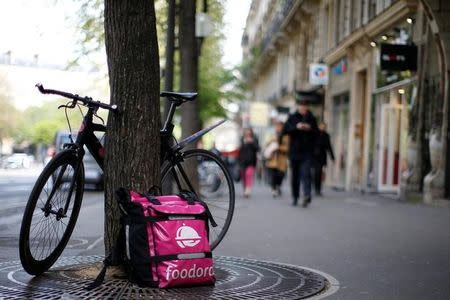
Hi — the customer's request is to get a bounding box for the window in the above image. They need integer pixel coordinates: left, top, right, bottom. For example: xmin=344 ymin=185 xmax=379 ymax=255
xmin=324 ymin=4 xmax=330 ymax=52
xmin=361 ymin=0 xmax=368 ymax=25
xmin=368 ymin=0 xmax=377 ymax=20
xmin=351 ymin=0 xmax=361 ymax=30
xmin=343 ymin=0 xmax=351 ymax=36
xmin=334 ymin=0 xmax=341 ymax=44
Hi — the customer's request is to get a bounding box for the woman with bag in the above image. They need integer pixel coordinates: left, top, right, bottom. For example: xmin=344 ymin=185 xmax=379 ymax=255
xmin=238 ymin=128 xmax=259 ymax=198
xmin=265 ymin=121 xmax=289 ymax=197
xmin=313 ymin=122 xmax=335 ymax=196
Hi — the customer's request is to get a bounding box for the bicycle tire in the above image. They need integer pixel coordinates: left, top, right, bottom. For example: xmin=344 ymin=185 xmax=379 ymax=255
xmin=161 ymin=149 xmax=235 ymax=250
xmin=19 ymin=150 xmax=84 ymax=275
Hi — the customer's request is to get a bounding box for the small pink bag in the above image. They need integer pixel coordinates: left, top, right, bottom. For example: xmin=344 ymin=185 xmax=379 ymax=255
xmin=117 ymin=189 xmax=216 ymax=288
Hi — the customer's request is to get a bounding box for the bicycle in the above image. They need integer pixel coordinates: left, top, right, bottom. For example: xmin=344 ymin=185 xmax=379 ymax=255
xmin=19 ymin=84 xmax=235 ymax=275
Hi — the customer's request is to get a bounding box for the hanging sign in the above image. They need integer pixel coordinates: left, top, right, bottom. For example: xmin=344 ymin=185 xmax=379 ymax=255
xmin=380 ymin=43 xmax=417 ymax=71
xmin=309 ymin=63 xmax=329 ymax=85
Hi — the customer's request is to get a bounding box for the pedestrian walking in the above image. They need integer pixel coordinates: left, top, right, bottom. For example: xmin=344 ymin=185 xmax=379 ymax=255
xmin=313 ymin=122 xmax=335 ymax=196
xmin=238 ymin=128 xmax=259 ymax=198
xmin=264 ymin=121 xmax=289 ymax=197
xmin=209 ymin=142 xmax=222 ymax=157
xmin=282 ymin=100 xmax=318 ymax=207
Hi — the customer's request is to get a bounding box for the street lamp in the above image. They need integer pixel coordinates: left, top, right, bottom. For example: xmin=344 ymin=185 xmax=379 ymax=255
xmin=195 ymin=12 xmax=212 ymax=38
xmin=195 ymin=0 xmax=212 ymax=57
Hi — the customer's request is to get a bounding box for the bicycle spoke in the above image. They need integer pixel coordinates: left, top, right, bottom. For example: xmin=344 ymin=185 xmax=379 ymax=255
xmin=25 ymin=158 xmax=81 ymax=263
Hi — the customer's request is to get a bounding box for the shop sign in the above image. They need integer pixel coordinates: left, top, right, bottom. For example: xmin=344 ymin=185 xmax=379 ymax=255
xmin=249 ymin=102 xmax=271 ymax=127
xmin=380 ymin=43 xmax=417 ymax=71
xmin=332 ymin=58 xmax=347 ymax=75
xmin=309 ymin=64 xmax=329 ymax=85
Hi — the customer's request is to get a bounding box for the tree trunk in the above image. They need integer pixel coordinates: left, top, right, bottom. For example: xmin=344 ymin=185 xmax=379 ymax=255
xmin=163 ymin=0 xmax=176 ymax=121
xmin=162 ymin=0 xmax=176 ymax=195
xmin=179 ymin=0 xmax=201 ymax=141
xmin=103 ymin=0 xmax=160 ymax=254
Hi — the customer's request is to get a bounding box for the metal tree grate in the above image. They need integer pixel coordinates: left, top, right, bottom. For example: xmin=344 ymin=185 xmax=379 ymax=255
xmin=0 ymin=256 xmax=329 ymax=299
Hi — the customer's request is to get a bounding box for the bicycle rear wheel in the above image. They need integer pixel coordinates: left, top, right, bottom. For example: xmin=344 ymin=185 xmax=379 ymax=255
xmin=161 ymin=149 xmax=235 ymax=250
xmin=19 ymin=151 xmax=84 ymax=275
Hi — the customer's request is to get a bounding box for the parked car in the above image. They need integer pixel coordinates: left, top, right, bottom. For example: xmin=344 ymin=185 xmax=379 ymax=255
xmin=53 ymin=131 xmax=104 ymax=190
xmin=2 ymin=153 xmax=34 ymax=169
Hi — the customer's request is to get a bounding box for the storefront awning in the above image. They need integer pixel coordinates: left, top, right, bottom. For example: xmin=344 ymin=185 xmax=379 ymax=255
xmin=295 ymin=87 xmax=324 ymax=105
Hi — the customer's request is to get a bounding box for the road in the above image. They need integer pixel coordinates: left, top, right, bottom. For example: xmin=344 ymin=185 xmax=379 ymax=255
xmin=1 ymin=170 xmax=450 ymax=299
xmin=0 ymin=167 xmax=106 ymax=261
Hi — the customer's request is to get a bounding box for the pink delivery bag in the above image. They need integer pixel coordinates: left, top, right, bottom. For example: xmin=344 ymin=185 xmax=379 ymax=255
xmin=117 ymin=188 xmax=216 ymax=288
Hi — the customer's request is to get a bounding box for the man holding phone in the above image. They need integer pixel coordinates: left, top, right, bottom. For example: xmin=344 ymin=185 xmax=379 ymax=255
xmin=282 ymin=99 xmax=318 ymax=207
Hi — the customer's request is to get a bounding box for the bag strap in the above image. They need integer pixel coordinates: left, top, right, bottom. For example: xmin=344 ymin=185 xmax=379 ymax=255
xmin=116 ymin=188 xmax=131 ymax=203
xmin=147 ymin=185 xmax=162 ymax=195
xmin=145 ymin=195 xmax=161 ymax=205
xmin=178 ymin=190 xmax=218 ymax=228
xmin=85 ymin=226 xmax=124 ymax=290
xmin=178 ymin=190 xmax=197 ymax=205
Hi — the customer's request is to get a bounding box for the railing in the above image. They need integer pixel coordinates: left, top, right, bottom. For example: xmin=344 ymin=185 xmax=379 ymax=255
xmin=261 ymin=0 xmax=297 ymax=53
xmin=243 ymin=0 xmax=298 ymax=81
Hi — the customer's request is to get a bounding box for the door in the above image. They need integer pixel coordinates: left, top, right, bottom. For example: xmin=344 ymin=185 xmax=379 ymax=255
xmin=331 ymin=94 xmax=350 ymax=188
xmin=378 ymin=103 xmax=403 ymax=191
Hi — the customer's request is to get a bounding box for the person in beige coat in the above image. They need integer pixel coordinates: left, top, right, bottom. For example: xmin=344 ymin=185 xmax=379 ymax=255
xmin=264 ymin=121 xmax=289 ymax=197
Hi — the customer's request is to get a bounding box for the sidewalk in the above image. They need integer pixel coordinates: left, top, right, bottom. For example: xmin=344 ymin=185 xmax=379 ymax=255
xmin=216 ymin=181 xmax=450 ymax=299
xmin=0 ymin=180 xmax=449 ymax=299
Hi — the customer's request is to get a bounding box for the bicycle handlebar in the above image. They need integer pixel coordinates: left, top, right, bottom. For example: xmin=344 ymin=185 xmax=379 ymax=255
xmin=35 ymin=83 xmax=118 ymax=113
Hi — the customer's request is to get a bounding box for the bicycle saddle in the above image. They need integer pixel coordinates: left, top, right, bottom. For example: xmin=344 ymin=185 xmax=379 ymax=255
xmin=160 ymin=91 xmax=197 ymax=101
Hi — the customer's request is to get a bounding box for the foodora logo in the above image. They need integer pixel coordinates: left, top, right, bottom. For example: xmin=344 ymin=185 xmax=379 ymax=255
xmin=166 ymin=264 xmax=214 ymax=280
xmin=175 ymin=224 xmax=202 ymax=248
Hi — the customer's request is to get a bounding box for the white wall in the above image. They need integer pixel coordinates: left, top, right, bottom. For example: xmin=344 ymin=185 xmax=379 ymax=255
xmin=0 ymin=64 xmax=108 ymax=110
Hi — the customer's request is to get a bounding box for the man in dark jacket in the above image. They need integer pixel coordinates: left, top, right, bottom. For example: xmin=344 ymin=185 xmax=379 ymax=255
xmin=313 ymin=122 xmax=335 ymax=196
xmin=282 ymin=100 xmax=318 ymax=207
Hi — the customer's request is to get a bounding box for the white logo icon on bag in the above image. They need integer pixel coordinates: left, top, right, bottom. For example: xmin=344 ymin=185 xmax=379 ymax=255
xmin=176 ymin=224 xmax=201 ymax=248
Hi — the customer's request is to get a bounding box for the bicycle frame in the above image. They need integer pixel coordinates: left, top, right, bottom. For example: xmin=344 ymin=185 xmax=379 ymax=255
xmin=160 ymin=100 xmax=227 ymax=194
xmin=44 ymin=106 xmax=106 ymax=217
xmin=69 ymin=95 xmax=226 ymax=171
xmin=44 ymin=92 xmax=226 ymax=216
xmin=74 ymin=107 xmax=107 ymax=170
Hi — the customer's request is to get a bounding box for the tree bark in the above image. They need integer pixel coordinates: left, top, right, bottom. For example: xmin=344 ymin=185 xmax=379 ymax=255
xmin=103 ymin=0 xmax=160 ymax=253
xmin=161 ymin=0 xmax=177 ymax=195
xmin=163 ymin=0 xmax=176 ymax=121
xmin=179 ymin=0 xmax=201 ymax=141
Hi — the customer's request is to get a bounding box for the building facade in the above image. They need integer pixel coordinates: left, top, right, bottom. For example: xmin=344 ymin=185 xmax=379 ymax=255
xmin=242 ymin=0 xmax=450 ymax=203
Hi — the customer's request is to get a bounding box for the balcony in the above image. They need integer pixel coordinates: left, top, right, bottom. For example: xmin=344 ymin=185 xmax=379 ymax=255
xmin=261 ymin=0 xmax=297 ymax=54
xmin=244 ymin=0 xmax=303 ymax=84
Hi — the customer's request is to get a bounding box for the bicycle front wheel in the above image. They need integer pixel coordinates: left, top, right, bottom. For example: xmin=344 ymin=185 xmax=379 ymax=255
xmin=19 ymin=151 xmax=84 ymax=275
xmin=161 ymin=149 xmax=235 ymax=250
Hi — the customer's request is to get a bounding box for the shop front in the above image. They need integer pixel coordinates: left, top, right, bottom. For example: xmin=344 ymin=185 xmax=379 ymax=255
xmin=369 ymin=81 xmax=415 ymax=193
xmin=366 ymin=19 xmax=418 ymax=194
xmin=330 ymin=93 xmax=350 ymax=189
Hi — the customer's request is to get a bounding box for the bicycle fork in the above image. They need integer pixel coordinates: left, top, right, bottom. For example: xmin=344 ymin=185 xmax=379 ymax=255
xmin=43 ymin=158 xmax=82 ymax=220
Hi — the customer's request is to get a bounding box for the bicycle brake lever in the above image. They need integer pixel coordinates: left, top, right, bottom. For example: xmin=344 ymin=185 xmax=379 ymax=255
xmin=94 ymin=112 xmax=105 ymax=125
xmin=58 ymin=101 xmax=77 ymax=110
